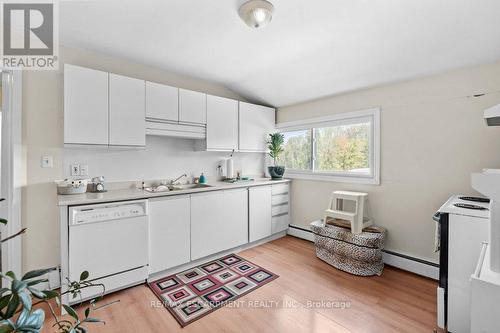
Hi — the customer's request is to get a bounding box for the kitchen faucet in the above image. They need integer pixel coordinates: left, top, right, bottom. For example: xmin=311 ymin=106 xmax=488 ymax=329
xmin=170 ymin=173 xmax=188 ymax=185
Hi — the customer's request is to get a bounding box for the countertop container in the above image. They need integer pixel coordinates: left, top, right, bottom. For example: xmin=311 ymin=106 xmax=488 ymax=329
xmin=56 ymin=179 xmax=89 ymax=195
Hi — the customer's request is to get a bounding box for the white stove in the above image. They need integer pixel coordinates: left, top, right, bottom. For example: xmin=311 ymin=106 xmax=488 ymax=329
xmin=438 ymin=195 xmax=490 ymax=219
xmin=435 ymin=194 xmax=490 ymax=332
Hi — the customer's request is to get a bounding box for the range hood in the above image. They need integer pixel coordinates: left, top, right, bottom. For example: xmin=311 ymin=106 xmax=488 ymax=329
xmin=484 ymin=103 xmax=500 ymax=126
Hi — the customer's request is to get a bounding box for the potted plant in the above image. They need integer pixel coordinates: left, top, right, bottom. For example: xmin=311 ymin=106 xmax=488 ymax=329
xmin=267 ymin=132 xmax=286 ymax=180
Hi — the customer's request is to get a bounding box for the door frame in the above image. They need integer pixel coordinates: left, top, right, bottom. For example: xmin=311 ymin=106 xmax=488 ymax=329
xmin=1 ymin=69 xmax=23 ymax=276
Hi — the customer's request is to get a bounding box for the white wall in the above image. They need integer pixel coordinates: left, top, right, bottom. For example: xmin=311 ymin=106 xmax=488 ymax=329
xmin=63 ymin=136 xmax=263 ymax=182
xmin=21 ymin=46 xmax=262 ymax=272
xmin=278 ymin=61 xmax=500 ymax=263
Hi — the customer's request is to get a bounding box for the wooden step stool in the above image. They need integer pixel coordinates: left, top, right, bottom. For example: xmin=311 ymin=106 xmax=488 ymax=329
xmin=324 ymin=191 xmax=373 ymax=234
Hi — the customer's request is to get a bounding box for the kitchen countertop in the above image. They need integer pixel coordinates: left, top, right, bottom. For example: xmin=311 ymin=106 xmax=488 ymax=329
xmin=58 ymin=178 xmax=291 ymax=206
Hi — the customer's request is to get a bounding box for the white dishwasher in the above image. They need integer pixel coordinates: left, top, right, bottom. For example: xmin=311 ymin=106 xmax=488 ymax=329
xmin=68 ymin=200 xmax=149 ymax=302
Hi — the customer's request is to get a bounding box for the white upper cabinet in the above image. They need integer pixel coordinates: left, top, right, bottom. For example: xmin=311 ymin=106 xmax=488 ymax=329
xmin=179 ymin=89 xmax=206 ymax=125
xmin=64 ymin=64 xmax=109 ymax=145
xmin=109 ymin=73 xmax=146 ymax=147
xmin=145 ymin=81 xmax=179 ymax=122
xmin=206 ymin=95 xmax=239 ymax=151
xmin=239 ymin=102 xmax=275 ymax=152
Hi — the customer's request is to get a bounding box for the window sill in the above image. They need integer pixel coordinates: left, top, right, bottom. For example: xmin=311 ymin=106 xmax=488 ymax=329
xmin=284 ymin=172 xmax=380 ymax=185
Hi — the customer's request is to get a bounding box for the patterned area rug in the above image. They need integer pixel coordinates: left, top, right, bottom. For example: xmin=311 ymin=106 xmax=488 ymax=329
xmin=148 ymin=254 xmax=279 ymax=327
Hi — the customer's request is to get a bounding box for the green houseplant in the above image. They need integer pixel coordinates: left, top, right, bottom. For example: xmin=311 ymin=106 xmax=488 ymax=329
xmin=0 ymin=204 xmax=116 ymax=333
xmin=267 ymin=133 xmax=286 ymax=180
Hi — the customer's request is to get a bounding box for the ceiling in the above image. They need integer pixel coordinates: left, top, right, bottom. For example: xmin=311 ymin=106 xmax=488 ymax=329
xmin=60 ymin=0 xmax=500 ymax=107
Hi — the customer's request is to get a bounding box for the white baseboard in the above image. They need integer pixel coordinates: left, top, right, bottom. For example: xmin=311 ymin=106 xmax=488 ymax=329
xmin=287 ymin=225 xmax=439 ymax=280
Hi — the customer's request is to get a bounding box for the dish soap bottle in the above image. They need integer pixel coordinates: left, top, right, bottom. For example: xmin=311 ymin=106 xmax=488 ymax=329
xmin=199 ymin=173 xmax=207 ymax=184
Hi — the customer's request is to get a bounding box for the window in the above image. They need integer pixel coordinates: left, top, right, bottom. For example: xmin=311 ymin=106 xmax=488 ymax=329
xmin=276 ymin=108 xmax=380 ymax=184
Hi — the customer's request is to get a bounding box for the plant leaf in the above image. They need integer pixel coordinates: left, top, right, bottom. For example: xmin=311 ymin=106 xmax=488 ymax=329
xmin=0 ymin=219 xmax=7 ymax=226
xmin=4 ymin=294 xmax=19 ymax=318
xmin=26 ymin=278 xmax=48 ymax=287
xmin=0 ymin=295 xmax=11 ymax=310
xmin=22 ymin=268 xmax=54 ymax=281
xmin=11 ymin=280 xmax=27 ymax=293
xmin=26 ymin=287 xmax=45 ymax=299
xmin=63 ymin=304 xmax=79 ymax=321
xmin=15 ymin=308 xmax=45 ymax=331
xmin=4 ymin=272 xmax=15 ymax=281
xmin=17 ymin=292 xmax=31 ymax=311
xmin=79 ymin=271 xmax=89 ymax=281
xmin=42 ymin=290 xmax=58 ymax=300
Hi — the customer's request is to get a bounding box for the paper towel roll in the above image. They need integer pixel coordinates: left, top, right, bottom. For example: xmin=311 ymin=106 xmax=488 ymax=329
xmin=226 ymin=158 xmax=234 ymax=179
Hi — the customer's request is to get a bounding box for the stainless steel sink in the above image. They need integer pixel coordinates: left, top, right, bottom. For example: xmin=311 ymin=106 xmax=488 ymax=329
xmin=144 ymin=185 xmax=170 ymax=193
xmin=170 ymin=184 xmax=213 ymax=191
xmin=144 ymin=183 xmax=213 ymax=193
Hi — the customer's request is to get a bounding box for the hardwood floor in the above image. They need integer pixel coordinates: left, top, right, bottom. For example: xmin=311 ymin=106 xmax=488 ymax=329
xmin=41 ymin=236 xmax=440 ymax=333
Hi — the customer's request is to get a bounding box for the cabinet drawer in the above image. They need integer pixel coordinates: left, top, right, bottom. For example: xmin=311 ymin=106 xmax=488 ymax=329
xmin=272 ymin=184 xmax=289 ymax=195
xmin=272 ymin=193 xmax=289 ymax=206
xmin=272 ymin=214 xmax=289 ymax=234
xmin=272 ymin=204 xmax=289 ymax=216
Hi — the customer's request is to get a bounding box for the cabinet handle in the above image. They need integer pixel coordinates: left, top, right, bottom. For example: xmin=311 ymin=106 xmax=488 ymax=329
xmin=472 ymin=242 xmax=488 ymax=279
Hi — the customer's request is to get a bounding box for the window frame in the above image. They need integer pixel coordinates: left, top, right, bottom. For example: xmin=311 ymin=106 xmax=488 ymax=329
xmin=276 ymin=108 xmax=380 ymax=185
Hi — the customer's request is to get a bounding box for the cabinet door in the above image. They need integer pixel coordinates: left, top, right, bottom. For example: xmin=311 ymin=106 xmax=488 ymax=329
xmin=179 ymin=89 xmax=206 ymax=125
xmin=149 ymin=196 xmax=191 ymax=274
xmin=64 ymin=64 xmax=109 ymax=145
xmin=206 ymin=95 xmax=238 ymax=151
xmin=145 ymin=81 xmax=179 ymax=122
xmin=191 ymin=189 xmax=248 ymax=260
xmin=109 ymin=73 xmax=146 ymax=146
xmin=239 ymin=102 xmax=275 ymax=152
xmin=191 ymin=191 xmax=224 ymax=260
xmin=221 ymin=189 xmax=248 ymax=248
xmin=249 ymin=186 xmax=272 ymax=242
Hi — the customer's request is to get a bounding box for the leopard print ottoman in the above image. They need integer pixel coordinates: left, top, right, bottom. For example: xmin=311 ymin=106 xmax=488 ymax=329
xmin=310 ymin=220 xmax=386 ymax=276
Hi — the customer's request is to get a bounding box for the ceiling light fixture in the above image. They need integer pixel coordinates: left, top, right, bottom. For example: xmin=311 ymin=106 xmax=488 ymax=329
xmin=238 ymin=0 xmax=274 ymax=29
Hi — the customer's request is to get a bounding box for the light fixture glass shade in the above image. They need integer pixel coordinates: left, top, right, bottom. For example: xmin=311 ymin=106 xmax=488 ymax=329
xmin=238 ymin=0 xmax=274 ymax=28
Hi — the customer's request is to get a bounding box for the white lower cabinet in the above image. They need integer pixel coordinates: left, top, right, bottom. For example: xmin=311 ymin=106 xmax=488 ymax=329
xmin=249 ymin=186 xmax=272 ymax=242
xmin=149 ymin=195 xmax=191 ymax=274
xmin=191 ymin=189 xmax=248 ymax=260
xmin=147 ymin=184 xmax=289 ymax=272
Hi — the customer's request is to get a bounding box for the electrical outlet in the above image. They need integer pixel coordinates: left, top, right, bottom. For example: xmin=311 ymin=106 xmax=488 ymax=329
xmin=41 ymin=155 xmax=53 ymax=168
xmin=70 ymin=164 xmax=80 ymax=176
xmin=80 ymin=165 xmax=88 ymax=176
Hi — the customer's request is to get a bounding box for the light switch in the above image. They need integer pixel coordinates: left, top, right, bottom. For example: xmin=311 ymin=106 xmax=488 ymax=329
xmin=41 ymin=155 xmax=53 ymax=168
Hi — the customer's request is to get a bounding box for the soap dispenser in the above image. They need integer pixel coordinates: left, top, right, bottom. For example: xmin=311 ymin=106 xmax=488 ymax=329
xmin=199 ymin=173 xmax=207 ymax=184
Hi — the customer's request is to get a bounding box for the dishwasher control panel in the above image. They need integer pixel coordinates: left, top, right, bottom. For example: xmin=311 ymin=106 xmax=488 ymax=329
xmin=69 ymin=200 xmax=147 ymax=225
